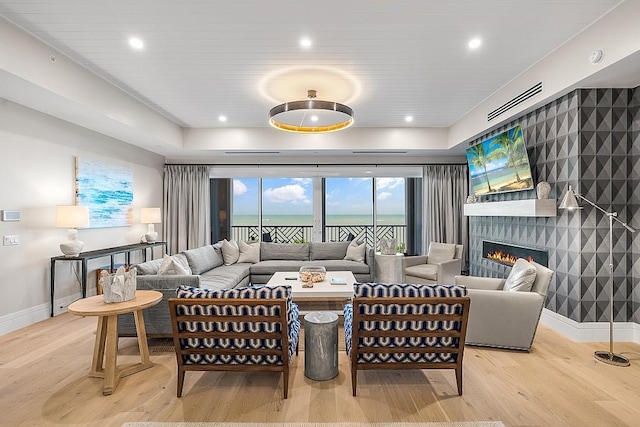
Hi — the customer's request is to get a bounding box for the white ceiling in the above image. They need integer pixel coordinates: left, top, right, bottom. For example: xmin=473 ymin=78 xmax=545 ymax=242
xmin=0 ymin=0 xmax=633 ymax=161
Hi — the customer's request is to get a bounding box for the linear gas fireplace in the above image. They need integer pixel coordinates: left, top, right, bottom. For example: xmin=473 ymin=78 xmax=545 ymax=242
xmin=482 ymin=240 xmax=549 ymax=267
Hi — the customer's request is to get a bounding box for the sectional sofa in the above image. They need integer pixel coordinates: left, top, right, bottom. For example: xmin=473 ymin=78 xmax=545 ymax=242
xmin=118 ymin=240 xmax=374 ymax=337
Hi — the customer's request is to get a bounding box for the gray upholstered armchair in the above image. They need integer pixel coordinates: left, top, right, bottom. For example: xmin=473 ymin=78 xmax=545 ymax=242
xmin=454 ymin=260 xmax=554 ymax=351
xmin=403 ymin=242 xmax=464 ymax=285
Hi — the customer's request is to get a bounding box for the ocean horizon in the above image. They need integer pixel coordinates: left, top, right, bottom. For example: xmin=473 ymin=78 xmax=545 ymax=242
xmin=232 ymin=214 xmax=406 ymax=226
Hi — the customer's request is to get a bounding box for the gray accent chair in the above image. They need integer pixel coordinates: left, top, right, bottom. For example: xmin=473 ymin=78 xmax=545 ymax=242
xmin=402 ymin=242 xmax=463 ymax=285
xmin=454 ymin=261 xmax=554 ymax=351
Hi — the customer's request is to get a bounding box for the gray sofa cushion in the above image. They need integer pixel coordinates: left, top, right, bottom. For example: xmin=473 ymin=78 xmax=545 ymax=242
xmin=134 ymin=258 xmax=163 ymax=275
xmin=310 ymin=241 xmax=350 ymax=260
xmin=200 ymin=263 xmax=251 ymax=290
xmin=250 ymin=259 xmax=370 ymax=275
xmin=260 ymin=242 xmax=310 ymax=261
xmin=182 ymin=245 xmax=223 ymax=275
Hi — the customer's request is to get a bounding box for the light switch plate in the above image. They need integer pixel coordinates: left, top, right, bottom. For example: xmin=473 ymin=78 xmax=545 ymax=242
xmin=3 ymin=235 xmax=19 ymax=245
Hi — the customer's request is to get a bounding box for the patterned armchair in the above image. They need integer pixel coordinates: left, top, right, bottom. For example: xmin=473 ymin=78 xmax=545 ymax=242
xmin=168 ymin=285 xmax=300 ymax=399
xmin=344 ymin=282 xmax=470 ymax=396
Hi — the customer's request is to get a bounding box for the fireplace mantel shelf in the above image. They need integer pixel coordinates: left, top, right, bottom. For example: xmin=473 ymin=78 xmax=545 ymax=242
xmin=464 ymin=199 xmax=557 ymax=217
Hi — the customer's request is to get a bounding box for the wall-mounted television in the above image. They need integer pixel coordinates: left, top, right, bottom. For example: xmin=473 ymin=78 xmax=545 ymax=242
xmin=466 ymin=124 xmax=534 ymax=196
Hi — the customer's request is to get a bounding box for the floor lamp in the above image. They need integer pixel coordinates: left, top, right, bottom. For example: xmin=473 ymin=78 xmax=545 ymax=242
xmin=559 ymin=185 xmax=636 ymax=367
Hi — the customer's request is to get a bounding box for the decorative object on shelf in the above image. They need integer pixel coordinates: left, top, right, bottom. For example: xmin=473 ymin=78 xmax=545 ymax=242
xmin=379 ymin=238 xmax=397 ymax=255
xmin=396 ymin=242 xmax=406 ymax=254
xmin=299 ymin=265 xmax=326 ymax=287
xmin=55 ymin=205 xmax=90 ymax=257
xmin=560 ymin=185 xmax=636 ymax=367
xmin=100 ymin=266 xmax=137 ymax=303
xmin=536 ymin=181 xmax=551 ymax=199
xmin=269 ymin=89 xmax=354 ymax=133
xmin=466 ymin=195 xmax=477 ymax=204
xmin=140 ymin=207 xmax=161 ymax=243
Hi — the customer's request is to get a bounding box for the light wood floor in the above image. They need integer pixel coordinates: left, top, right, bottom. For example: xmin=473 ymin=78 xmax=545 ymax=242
xmin=2 ymin=313 xmax=640 ymax=427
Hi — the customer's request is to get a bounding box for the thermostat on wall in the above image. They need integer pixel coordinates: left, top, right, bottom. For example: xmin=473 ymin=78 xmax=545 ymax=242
xmin=1 ymin=210 xmax=21 ymax=221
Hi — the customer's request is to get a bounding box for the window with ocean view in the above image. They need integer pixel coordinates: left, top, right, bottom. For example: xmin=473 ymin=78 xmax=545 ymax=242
xmin=325 ymin=177 xmax=373 ymax=243
xmin=376 ymin=177 xmax=406 ymax=251
xmin=221 ymin=169 xmax=412 ymax=250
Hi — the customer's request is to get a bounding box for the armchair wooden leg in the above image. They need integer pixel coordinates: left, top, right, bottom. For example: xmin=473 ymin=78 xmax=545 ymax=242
xmin=455 ymin=365 xmax=463 ymax=395
xmin=177 ymin=367 xmax=185 ymax=397
xmin=283 ymin=369 xmax=289 ymax=399
xmin=351 ymin=367 xmax=358 ymax=396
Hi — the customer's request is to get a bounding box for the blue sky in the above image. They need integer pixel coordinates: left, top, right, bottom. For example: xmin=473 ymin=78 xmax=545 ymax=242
xmin=232 ymin=177 xmax=405 ymax=216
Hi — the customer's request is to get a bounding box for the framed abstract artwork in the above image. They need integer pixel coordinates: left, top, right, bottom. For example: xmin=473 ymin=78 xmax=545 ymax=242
xmin=75 ymin=157 xmax=133 ymax=228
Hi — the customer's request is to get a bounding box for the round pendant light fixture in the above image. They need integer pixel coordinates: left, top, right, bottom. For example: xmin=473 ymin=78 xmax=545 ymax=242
xmin=269 ymin=90 xmax=354 ymax=133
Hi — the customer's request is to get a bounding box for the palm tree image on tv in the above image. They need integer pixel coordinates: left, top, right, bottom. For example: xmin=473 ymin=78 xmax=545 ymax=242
xmin=466 ymin=143 xmax=494 ymax=193
xmin=466 ymin=125 xmax=534 ymax=195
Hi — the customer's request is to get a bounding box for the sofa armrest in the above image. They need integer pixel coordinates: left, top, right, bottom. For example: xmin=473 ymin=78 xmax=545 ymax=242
xmin=136 ymin=274 xmax=201 ymax=290
xmin=454 ymin=275 xmax=504 ymax=290
xmin=364 ymin=248 xmax=375 ymax=281
xmin=436 ymin=259 xmax=462 ymax=285
xmin=402 ymin=255 xmax=428 ymax=268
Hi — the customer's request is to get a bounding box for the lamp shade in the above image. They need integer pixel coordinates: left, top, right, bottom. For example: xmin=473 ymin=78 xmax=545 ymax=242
xmin=55 ymin=205 xmax=89 ymax=228
xmin=559 ymin=186 xmax=583 ymax=210
xmin=141 ymin=207 xmax=161 ymax=224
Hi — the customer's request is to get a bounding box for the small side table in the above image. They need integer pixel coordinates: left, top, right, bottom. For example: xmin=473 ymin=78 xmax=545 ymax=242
xmin=304 ymin=311 xmax=339 ymax=381
xmin=68 ymin=290 xmax=162 ymax=395
xmin=375 ymin=253 xmax=404 ymax=283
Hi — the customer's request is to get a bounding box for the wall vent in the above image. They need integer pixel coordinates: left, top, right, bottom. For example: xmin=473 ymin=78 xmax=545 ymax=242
xmin=352 ymin=150 xmax=408 ymax=154
xmin=487 ymin=81 xmax=543 ymax=122
xmin=224 ymin=151 xmax=280 ymax=155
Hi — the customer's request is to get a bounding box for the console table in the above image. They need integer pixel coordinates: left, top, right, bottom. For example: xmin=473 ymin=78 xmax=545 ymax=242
xmin=50 ymin=241 xmax=166 ymax=317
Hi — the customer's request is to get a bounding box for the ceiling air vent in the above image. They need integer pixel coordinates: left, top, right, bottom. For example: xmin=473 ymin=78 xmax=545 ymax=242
xmin=487 ymin=81 xmax=543 ymax=122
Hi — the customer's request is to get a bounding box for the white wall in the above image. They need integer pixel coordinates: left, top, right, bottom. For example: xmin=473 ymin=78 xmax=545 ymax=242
xmin=0 ymin=100 xmax=165 ymax=335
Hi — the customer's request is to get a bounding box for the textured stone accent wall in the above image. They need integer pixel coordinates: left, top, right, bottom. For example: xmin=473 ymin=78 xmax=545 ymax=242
xmin=631 ymin=87 xmax=640 ymax=323
xmin=469 ymin=87 xmax=638 ymax=323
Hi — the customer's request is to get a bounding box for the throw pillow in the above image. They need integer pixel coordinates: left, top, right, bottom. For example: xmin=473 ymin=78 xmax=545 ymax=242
xmin=428 ymin=242 xmax=456 ymax=264
xmin=344 ymin=240 xmax=366 ymax=263
xmin=237 ymin=240 xmax=260 ymax=263
xmin=221 ymin=239 xmax=240 ymax=265
xmin=158 ymin=254 xmax=190 ymax=275
xmin=503 ymin=258 xmax=537 ymax=292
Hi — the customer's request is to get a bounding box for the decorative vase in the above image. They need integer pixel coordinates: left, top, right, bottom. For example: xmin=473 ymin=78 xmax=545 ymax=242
xmin=536 ymin=181 xmax=551 ymax=200
xmin=379 ymin=238 xmax=397 ymax=255
xmin=466 ymin=195 xmax=477 ymax=204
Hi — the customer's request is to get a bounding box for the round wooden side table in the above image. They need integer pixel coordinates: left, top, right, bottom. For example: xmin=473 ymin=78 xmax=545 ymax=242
xmin=68 ymin=290 xmax=162 ymax=395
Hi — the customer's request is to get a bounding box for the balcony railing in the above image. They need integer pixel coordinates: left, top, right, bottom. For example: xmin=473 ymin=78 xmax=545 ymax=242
xmin=231 ymin=225 xmax=406 ymax=249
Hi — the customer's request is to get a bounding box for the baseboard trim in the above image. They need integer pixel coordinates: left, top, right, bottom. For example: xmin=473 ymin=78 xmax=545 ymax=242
xmin=540 ymin=308 xmax=640 ymax=344
xmin=0 ymin=292 xmax=82 ymax=336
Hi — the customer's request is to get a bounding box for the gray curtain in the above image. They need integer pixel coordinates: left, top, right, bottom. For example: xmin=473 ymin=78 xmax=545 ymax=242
xmin=163 ymin=165 xmax=211 ymax=254
xmin=423 ymin=164 xmax=468 ymax=264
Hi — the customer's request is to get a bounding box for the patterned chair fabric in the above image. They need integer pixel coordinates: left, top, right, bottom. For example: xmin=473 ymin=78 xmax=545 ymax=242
xmin=344 ymin=282 xmax=470 ymax=396
xmin=169 ymin=284 xmax=300 ymax=398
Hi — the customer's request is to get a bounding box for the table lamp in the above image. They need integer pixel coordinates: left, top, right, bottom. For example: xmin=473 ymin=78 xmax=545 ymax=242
xmin=55 ymin=205 xmax=90 ymax=257
xmin=141 ymin=207 xmax=161 ymax=243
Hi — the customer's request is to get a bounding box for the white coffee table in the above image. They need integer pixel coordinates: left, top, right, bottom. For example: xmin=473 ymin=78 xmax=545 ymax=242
xmin=267 ymin=271 xmax=356 ymax=313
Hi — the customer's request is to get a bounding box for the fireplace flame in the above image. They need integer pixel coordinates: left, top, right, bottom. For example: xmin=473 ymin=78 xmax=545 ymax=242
xmin=486 ymin=250 xmax=534 ymax=266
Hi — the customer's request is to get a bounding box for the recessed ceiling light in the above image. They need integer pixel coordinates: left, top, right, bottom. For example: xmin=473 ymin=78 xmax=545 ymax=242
xmin=310 ymin=115 xmax=318 ymax=122
xmin=405 ymin=116 xmax=414 ymax=122
xmin=468 ymin=38 xmax=482 ymax=49
xmin=129 ymin=37 xmax=144 ymax=50
xmin=300 ymin=37 xmax=312 ymax=48
xmin=218 ymin=115 xmax=227 ymax=122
